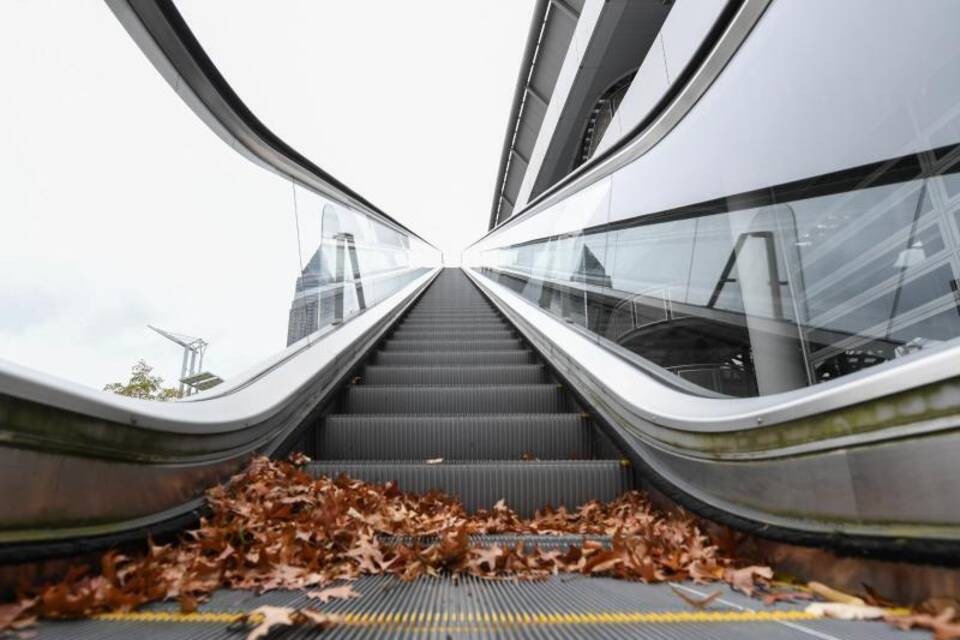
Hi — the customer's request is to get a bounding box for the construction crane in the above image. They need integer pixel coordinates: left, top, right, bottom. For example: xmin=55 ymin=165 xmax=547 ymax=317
xmin=147 ymin=325 xmax=221 ymax=396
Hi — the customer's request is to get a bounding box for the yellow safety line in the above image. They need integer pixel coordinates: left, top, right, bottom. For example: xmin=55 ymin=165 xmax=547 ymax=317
xmin=91 ymin=608 xmax=820 ymax=628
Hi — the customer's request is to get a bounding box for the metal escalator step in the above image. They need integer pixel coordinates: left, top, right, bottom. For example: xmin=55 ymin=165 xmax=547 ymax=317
xmin=318 ymin=414 xmax=590 ymax=459
xmin=391 ymin=328 xmax=516 ymax=340
xmin=398 ymin=321 xmax=509 ymax=330
xmin=380 ymin=338 xmax=523 ymax=352
xmin=343 ymin=384 xmax=568 ymax=414
xmin=362 ymin=364 xmax=545 ymax=385
xmin=305 ymin=461 xmax=629 ymax=516
xmin=403 ymin=314 xmax=502 ymax=322
xmin=374 ymin=350 xmax=536 ymax=366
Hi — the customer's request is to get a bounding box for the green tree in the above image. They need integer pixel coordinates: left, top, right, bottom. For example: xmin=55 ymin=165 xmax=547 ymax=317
xmin=104 ymin=359 xmax=182 ymax=400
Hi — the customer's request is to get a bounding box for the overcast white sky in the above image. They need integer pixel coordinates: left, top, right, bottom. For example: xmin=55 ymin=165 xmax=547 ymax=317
xmin=0 ymin=1 xmax=533 ymax=390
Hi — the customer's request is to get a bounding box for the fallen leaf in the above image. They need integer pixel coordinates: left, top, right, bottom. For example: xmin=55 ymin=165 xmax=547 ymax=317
xmin=860 ymin=582 xmax=897 ymax=608
xmin=885 ymin=606 xmax=955 ymax=631
xmin=306 ymin=585 xmax=361 ymax=604
xmin=725 ymin=566 xmax=773 ymax=596
xmin=762 ymin=591 xmax=814 ymax=606
xmin=670 ymin=586 xmax=721 ymax=610
xmin=241 ymin=605 xmax=298 ymax=640
xmin=806 ymin=603 xmax=887 ymax=620
xmin=808 ymin=581 xmax=865 ymax=606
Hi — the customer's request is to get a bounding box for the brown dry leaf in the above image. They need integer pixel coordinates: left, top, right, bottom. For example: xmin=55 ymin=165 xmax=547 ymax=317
xmin=0 ymin=600 xmax=37 ymax=635
xmin=9 ymin=456 xmax=781 ymax=627
xmin=885 ymin=606 xmax=955 ymax=631
xmin=425 ymin=458 xmax=443 ymax=465
xmin=860 ymin=582 xmax=897 ymax=608
xmin=762 ymin=591 xmax=814 ymax=606
xmin=807 ymin=581 xmax=865 ymax=606
xmin=242 ymin=605 xmax=298 ymax=640
xmin=306 ymin=585 xmax=361 ymax=604
xmin=520 ymin=452 xmax=536 ymax=461
xmin=670 ymin=586 xmax=721 ymax=610
xmin=806 ymin=602 xmax=886 ymax=620
xmin=725 ymin=566 xmax=773 ymax=596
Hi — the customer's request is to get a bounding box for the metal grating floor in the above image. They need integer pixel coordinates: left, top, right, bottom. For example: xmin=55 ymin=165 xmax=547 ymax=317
xmin=37 ymin=575 xmax=923 ymax=639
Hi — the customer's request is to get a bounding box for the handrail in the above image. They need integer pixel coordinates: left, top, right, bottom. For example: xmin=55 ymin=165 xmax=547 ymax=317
xmin=467 ymin=267 xmax=960 ymax=437
xmin=106 ymin=0 xmax=438 ymax=250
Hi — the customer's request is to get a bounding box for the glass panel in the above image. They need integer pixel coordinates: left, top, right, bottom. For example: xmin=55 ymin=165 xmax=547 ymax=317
xmin=477 ymin=164 xmax=960 ymax=397
xmin=0 ymin=4 xmax=439 ymax=395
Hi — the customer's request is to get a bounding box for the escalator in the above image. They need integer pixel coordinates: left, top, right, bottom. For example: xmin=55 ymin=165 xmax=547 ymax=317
xmin=10 ymin=1 xmax=960 ymax=637
xmin=308 ymin=268 xmax=630 ymax=514
xmin=35 ymin=270 xmax=894 ymax=639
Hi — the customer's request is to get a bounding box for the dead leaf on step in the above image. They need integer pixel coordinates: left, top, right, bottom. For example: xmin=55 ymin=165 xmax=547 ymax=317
xmin=806 ymin=602 xmax=886 ymax=620
xmin=240 ymin=606 xmax=298 ymax=640
xmin=306 ymin=585 xmax=361 ymax=604
xmin=762 ymin=591 xmax=814 ymax=606
xmin=808 ymin=581 xmax=864 ymax=606
xmin=725 ymin=566 xmax=773 ymax=596
xmin=670 ymin=585 xmax=721 ymax=610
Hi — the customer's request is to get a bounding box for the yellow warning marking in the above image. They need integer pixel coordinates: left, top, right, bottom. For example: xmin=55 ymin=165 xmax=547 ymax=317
xmin=91 ymin=608 xmax=820 ymax=628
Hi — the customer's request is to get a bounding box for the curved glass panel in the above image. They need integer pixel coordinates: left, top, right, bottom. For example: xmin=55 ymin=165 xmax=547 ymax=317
xmin=0 ymin=4 xmax=438 ymax=394
xmin=475 ymin=150 xmax=960 ymax=397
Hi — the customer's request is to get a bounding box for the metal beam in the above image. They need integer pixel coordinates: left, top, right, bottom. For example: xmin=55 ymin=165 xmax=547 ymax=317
xmin=526 ymin=83 xmax=549 ymax=108
xmin=550 ymin=0 xmax=581 ymax=22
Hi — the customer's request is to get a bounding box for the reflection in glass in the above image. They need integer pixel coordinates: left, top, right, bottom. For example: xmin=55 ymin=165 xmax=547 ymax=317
xmin=286 ymin=186 xmax=437 ymax=346
xmin=480 ymin=155 xmax=960 ymax=397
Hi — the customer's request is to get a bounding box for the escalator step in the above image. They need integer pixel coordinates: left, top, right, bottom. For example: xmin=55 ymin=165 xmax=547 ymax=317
xmin=343 ymin=385 xmax=568 ymax=414
xmin=305 ymin=461 xmax=629 ymax=516
xmin=381 ymin=338 xmax=523 ymax=352
xmin=318 ymin=414 xmax=591 ymax=460
xmin=391 ymin=328 xmax=515 ymax=340
xmin=362 ymin=364 xmax=545 ymax=385
xmin=374 ymin=350 xmax=536 ymax=366
xmin=398 ymin=321 xmax=509 ymax=330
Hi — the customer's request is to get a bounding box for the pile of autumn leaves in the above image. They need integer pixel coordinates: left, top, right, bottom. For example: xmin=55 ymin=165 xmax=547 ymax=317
xmin=2 ymin=454 xmax=743 ymax=631
xmin=1 ymin=454 xmax=956 ymax=638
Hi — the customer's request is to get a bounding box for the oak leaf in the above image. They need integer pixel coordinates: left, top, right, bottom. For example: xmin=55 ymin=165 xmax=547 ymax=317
xmin=241 ymin=605 xmax=298 ymax=640
xmin=725 ymin=566 xmax=773 ymax=596
xmin=307 ymin=585 xmax=361 ymax=604
xmin=670 ymin=586 xmax=721 ymax=610
xmin=805 ymin=603 xmax=886 ymax=620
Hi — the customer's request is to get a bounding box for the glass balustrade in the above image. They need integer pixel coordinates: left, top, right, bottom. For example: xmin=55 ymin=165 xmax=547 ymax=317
xmin=471 ymin=149 xmax=960 ymax=397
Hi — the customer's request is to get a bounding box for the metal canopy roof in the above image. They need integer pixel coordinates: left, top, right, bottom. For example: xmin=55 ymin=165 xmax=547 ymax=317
xmin=488 ymin=0 xmax=584 ymax=230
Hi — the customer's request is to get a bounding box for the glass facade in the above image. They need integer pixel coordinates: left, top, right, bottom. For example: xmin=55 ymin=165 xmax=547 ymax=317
xmin=477 ymin=150 xmax=960 ymax=397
